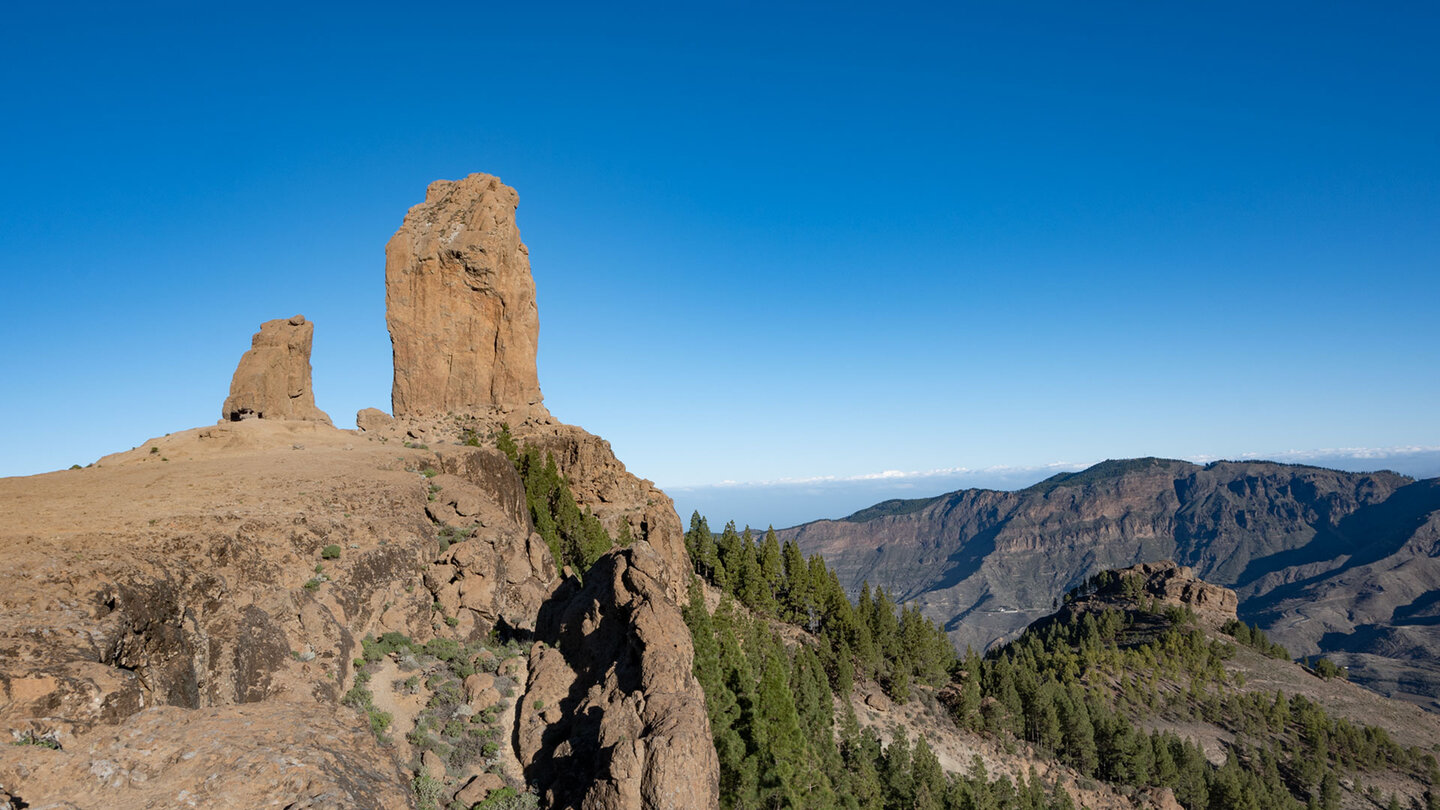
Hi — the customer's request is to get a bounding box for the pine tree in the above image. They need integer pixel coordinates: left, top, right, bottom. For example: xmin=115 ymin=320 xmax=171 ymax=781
xmin=759 ymin=527 xmax=784 ymax=599
xmin=781 ymin=539 xmax=812 ymax=626
xmin=754 ymin=633 xmax=815 ymax=809
xmin=713 ymin=596 xmax=761 ymax=807
xmin=881 ymin=730 xmax=913 ymax=810
xmin=683 ymin=578 xmax=725 ymax=729
xmin=911 ymin=735 xmax=945 ymax=810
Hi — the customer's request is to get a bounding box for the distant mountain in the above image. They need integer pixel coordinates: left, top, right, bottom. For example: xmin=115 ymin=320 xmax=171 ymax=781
xmin=778 ymin=457 xmax=1440 ymax=708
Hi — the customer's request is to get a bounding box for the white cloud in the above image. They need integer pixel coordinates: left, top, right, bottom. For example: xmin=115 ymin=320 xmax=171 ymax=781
xmin=668 ymin=446 xmax=1440 ymax=492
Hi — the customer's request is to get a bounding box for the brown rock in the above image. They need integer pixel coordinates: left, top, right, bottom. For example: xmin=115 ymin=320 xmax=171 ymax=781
xmin=221 ymin=315 xmax=331 ymax=423
xmin=421 ymin=748 xmax=446 ymax=780
xmin=462 ymin=672 xmax=496 ymax=702
xmin=519 ymin=542 xmax=719 ymax=810
xmin=454 ymin=772 xmax=505 ymax=806
xmin=515 ymin=422 xmax=689 ymax=602
xmin=0 ymin=703 xmax=411 ymax=809
xmin=356 ymin=407 xmax=394 ymax=432
xmin=386 ymin=174 xmax=546 ymax=418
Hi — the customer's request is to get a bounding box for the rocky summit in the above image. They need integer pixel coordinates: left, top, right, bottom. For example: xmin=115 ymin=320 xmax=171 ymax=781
xmin=386 ymin=173 xmax=545 ymax=420
xmin=0 ymin=176 xmax=715 ymax=810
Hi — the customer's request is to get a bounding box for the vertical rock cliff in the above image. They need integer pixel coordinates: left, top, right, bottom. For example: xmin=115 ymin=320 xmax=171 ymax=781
xmin=386 ymin=174 xmax=545 ymax=418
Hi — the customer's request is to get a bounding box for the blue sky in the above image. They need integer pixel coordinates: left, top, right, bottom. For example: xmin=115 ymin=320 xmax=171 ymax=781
xmin=2 ymin=2 xmax=1436 ymax=527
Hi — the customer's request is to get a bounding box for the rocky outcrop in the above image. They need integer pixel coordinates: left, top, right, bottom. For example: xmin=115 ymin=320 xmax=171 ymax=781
xmin=519 ymin=542 xmax=719 ymax=810
xmin=516 ymin=422 xmax=690 ymax=602
xmin=386 ymin=174 xmax=545 ymax=419
xmin=418 ymin=447 xmax=559 ymax=637
xmin=1 ymin=173 xmax=720 ymax=809
xmin=220 ymin=314 xmax=330 ymax=423
xmin=1063 ymin=561 xmax=1239 ymax=626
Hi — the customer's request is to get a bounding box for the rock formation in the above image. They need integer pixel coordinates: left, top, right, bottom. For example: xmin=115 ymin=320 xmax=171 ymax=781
xmin=220 ymin=314 xmax=330 ymax=423
xmin=519 ymin=542 xmax=719 ymax=810
xmin=516 ymin=421 xmax=691 ymax=603
xmin=1061 ymin=560 xmax=1239 ymax=626
xmin=386 ymin=174 xmax=545 ymax=419
xmin=0 ymin=174 xmax=721 ymax=809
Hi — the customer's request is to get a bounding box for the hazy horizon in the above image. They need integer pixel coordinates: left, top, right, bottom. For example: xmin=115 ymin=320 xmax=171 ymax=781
xmin=670 ymin=447 xmax=1440 ymax=531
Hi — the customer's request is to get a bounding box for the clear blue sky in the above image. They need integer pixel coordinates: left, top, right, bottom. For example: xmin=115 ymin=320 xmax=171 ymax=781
xmin=3 ymin=3 xmax=1437 ymax=524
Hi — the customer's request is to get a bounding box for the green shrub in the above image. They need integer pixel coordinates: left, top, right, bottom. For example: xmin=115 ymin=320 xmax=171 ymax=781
xmin=321 ymin=544 xmax=342 ymax=560
xmin=362 ymin=632 xmax=415 ymax=662
xmin=1313 ymin=657 xmax=1346 ymax=680
xmin=11 ymin=731 xmax=61 ymax=749
xmin=369 ymin=708 xmax=393 ymax=735
xmin=413 ymin=772 xmax=445 ymax=810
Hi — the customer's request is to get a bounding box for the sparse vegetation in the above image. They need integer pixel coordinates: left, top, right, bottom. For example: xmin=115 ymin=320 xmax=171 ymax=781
xmin=471 ymin=786 xmax=540 ymax=809
xmin=355 ymin=631 xmax=521 ymax=778
xmin=11 ymin=730 xmax=61 ymax=749
xmin=437 ymin=524 xmax=472 ymax=553
xmin=412 ymin=771 xmax=444 ymax=809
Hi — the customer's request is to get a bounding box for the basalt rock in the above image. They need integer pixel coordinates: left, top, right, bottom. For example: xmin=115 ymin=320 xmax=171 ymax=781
xmin=220 ymin=314 xmax=330 ymax=423
xmin=386 ymin=174 xmax=546 ymax=419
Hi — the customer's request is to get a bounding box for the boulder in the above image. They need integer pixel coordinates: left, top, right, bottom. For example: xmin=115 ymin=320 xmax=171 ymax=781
xmin=386 ymin=174 xmax=546 ymax=418
xmin=221 ymin=315 xmax=330 ymax=423
xmin=356 ymin=407 xmax=394 ymax=432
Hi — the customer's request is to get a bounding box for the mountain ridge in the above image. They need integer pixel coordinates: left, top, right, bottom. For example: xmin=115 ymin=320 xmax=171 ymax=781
xmin=779 ymin=456 xmax=1440 ymax=709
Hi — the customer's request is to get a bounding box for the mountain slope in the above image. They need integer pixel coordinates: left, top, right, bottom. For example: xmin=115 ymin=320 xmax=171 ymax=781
xmin=779 ymin=458 xmax=1440 ymax=706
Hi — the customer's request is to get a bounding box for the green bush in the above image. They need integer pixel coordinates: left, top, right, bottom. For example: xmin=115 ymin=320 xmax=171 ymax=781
xmin=413 ymin=772 xmax=445 ymax=810
xmin=321 ymin=544 xmax=342 ymax=560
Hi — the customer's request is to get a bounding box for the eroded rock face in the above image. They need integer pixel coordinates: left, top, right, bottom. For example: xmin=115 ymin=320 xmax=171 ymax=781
xmin=516 ymin=422 xmax=690 ymax=603
xmin=418 ymin=446 xmax=559 ymax=637
xmin=386 ymin=174 xmax=545 ymax=418
xmin=519 ymin=543 xmax=719 ymax=810
xmin=1057 ymin=560 xmax=1239 ymax=628
xmin=221 ymin=314 xmax=330 ymax=423
xmin=1133 ymin=561 xmax=1239 ymax=623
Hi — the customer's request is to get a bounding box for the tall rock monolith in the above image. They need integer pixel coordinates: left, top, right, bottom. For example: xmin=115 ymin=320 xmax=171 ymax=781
xmin=220 ymin=315 xmax=330 ymax=423
xmin=385 ymin=174 xmax=545 ymax=418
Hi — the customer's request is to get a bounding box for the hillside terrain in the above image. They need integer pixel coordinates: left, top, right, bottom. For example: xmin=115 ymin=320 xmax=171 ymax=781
xmin=0 ymin=174 xmax=716 ymax=809
xmin=779 ymin=457 xmax=1440 ymax=708
xmin=678 ymin=524 xmax=1440 ymax=809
